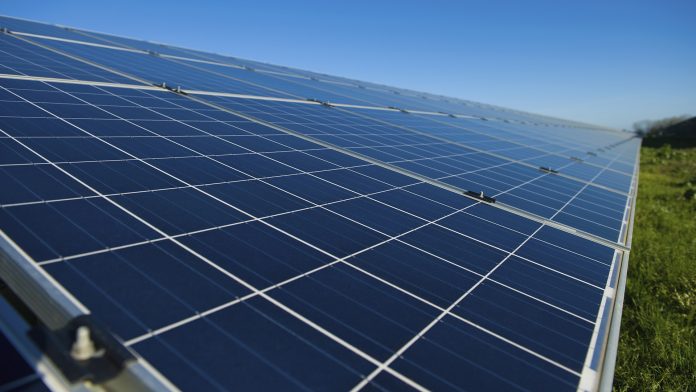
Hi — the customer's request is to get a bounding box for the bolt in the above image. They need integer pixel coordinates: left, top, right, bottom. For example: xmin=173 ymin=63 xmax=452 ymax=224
xmin=71 ymin=326 xmax=96 ymax=361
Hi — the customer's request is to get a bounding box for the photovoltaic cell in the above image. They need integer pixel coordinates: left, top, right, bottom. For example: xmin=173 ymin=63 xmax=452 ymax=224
xmin=0 ymin=15 xmax=640 ymax=392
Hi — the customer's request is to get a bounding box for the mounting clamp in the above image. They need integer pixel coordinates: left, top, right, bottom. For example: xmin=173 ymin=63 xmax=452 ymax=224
xmin=387 ymin=106 xmax=409 ymax=114
xmin=154 ymin=82 xmax=187 ymax=95
xmin=539 ymin=166 xmax=559 ymax=174
xmin=464 ymin=190 xmax=496 ymax=203
xmin=29 ymin=315 xmax=135 ymax=384
xmin=306 ymin=98 xmax=333 ymax=107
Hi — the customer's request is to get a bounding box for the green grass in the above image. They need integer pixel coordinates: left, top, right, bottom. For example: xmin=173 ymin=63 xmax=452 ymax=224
xmin=614 ymin=142 xmax=696 ymax=391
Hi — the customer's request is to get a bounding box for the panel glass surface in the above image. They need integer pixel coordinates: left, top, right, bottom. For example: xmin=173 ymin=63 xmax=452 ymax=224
xmin=0 ymin=17 xmax=640 ymax=392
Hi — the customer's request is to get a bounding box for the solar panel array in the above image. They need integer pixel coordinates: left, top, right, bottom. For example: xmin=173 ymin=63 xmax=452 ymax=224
xmin=0 ymin=15 xmax=640 ymax=392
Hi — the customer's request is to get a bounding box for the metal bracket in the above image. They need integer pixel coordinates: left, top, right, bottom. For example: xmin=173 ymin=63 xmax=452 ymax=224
xmin=29 ymin=315 xmax=135 ymax=384
xmin=153 ymin=82 xmax=187 ymax=95
xmin=387 ymin=106 xmax=409 ymax=114
xmin=464 ymin=190 xmax=496 ymax=203
xmin=306 ymin=98 xmax=333 ymax=108
xmin=539 ymin=166 xmax=559 ymax=174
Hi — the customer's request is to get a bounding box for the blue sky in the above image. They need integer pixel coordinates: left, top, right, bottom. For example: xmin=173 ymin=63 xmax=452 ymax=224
xmin=2 ymin=0 xmax=694 ymax=129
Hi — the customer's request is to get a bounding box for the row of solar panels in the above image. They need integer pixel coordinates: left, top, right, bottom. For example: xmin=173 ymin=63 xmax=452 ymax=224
xmin=0 ymin=15 xmax=639 ymax=392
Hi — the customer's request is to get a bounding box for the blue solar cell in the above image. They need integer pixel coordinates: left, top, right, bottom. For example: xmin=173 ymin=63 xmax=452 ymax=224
xmin=313 ymin=168 xmax=396 ymax=194
xmin=267 ymin=208 xmax=388 ymax=257
xmin=132 ymin=297 xmax=373 ymax=391
xmin=0 ymin=164 xmax=88 ymax=204
xmin=0 ymin=100 xmax=49 ymax=117
xmin=369 ymin=188 xmax=457 ymax=221
xmin=222 ymin=135 xmax=291 ymax=152
xmin=111 ymin=188 xmax=247 ymax=234
xmin=270 ymin=264 xmax=439 ymax=360
xmin=215 ymin=153 xmax=301 ymax=177
xmin=389 ymin=315 xmax=580 ymax=391
xmin=0 ymin=117 xmax=83 ymax=137
xmin=326 ymin=197 xmax=426 ymax=236
xmin=148 ymin=156 xmax=249 ymax=184
xmin=0 ymin=138 xmax=38 ymax=164
xmin=516 ymin=237 xmax=611 ymax=288
xmin=0 ymin=15 xmax=105 ymax=43
xmin=0 ymin=34 xmax=133 ymax=83
xmin=400 ymin=225 xmax=507 ymax=275
xmin=403 ymin=182 xmax=476 ymax=210
xmin=61 ymin=160 xmax=185 ymax=193
xmin=266 ymin=150 xmax=340 ymax=172
xmin=204 ymin=180 xmax=310 ymax=217
xmin=454 ymin=281 xmax=594 ymax=371
xmin=348 ymin=241 xmax=480 ymax=308
xmin=266 ymin=174 xmax=357 ymax=204
xmin=179 ymin=222 xmax=331 ymax=287
xmin=350 ymin=165 xmax=422 ymax=187
xmin=0 ymin=198 xmax=159 ymax=261
xmin=490 ymin=256 xmax=604 ymax=321
xmin=438 ymin=211 xmax=537 ymax=252
xmin=43 ymin=241 xmax=249 ymax=339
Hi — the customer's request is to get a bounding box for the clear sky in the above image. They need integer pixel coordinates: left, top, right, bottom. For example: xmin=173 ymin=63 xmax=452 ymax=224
xmin=2 ymin=0 xmax=694 ymax=129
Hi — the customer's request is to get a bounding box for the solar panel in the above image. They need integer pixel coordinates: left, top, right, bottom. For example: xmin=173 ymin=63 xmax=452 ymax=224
xmin=0 ymin=15 xmax=639 ymax=392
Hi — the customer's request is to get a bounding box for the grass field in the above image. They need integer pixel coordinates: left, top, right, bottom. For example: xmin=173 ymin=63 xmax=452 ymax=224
xmin=614 ymin=140 xmax=696 ymax=391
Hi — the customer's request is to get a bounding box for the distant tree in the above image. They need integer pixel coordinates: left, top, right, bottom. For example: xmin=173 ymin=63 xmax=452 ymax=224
xmin=633 ymin=115 xmax=690 ymax=137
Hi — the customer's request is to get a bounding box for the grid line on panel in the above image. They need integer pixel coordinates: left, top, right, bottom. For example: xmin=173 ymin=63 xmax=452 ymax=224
xmin=336 ymin=106 xmax=632 ymax=194
xmin=25 ymin=148 xmax=612 ymax=281
xmin=21 ymin=158 xmax=600 ymax=330
xmin=2 ymin=82 xmax=600 ymax=381
xmin=352 ymin=126 xmax=628 ymax=390
xmin=5 ymin=28 xmax=624 ymax=138
xmin=0 ymin=65 xmax=632 ymax=193
xmin=419 ymin=112 xmax=636 ymax=176
xmin=26 ymin=26 xmax=331 ymax=83
xmin=170 ymin=93 xmax=631 ymax=250
xmin=0 ymin=16 xmax=640 ymax=392
xmin=0 ymin=128 xmax=627 ymax=235
xmin=0 ymin=84 xmax=433 ymax=390
xmin=1 ymin=79 xmax=616 ymax=270
xmin=0 ymin=69 xmax=633 ymax=250
xmin=104 ymin=176 xmax=591 ymax=381
xmin=187 ymin=95 xmax=632 ymax=249
xmin=181 ymin=97 xmax=632 ymax=198
xmin=1 ymin=84 xmax=587 ymax=391
xmin=3 ymin=17 xmax=626 ymax=133
xmin=11 ymin=31 xmax=145 ymax=54
xmin=353 ymin=221 xmax=553 ymax=390
xmin=0 ymin=73 xmax=163 ymax=91
xmin=73 ymin=84 xmax=610 ymax=292
xmin=6 ymin=32 xmax=154 ymax=87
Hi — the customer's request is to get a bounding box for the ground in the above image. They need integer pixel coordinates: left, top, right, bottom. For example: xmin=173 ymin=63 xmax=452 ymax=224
xmin=614 ymin=139 xmax=696 ymax=391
